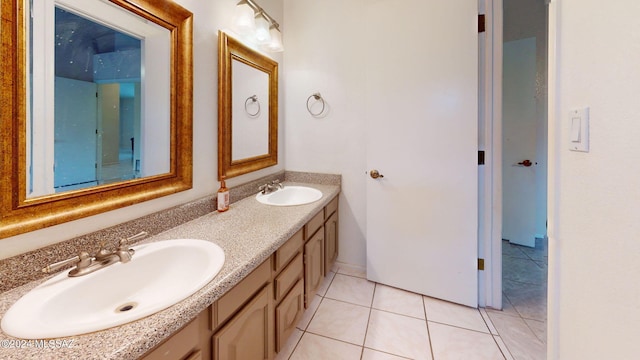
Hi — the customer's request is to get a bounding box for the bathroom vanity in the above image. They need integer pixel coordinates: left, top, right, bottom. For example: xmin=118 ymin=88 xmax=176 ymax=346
xmin=143 ymin=194 xmax=339 ymax=360
xmin=0 ymin=179 xmax=339 ymax=360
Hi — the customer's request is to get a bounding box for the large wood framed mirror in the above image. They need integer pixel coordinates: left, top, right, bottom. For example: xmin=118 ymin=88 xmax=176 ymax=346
xmin=218 ymin=31 xmax=278 ymax=179
xmin=0 ymin=0 xmax=193 ymax=239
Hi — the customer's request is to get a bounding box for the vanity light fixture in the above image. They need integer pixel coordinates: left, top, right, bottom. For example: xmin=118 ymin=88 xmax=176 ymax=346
xmin=232 ymin=0 xmax=283 ymax=52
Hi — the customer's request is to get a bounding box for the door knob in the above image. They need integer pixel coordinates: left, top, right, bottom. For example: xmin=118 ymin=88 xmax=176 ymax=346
xmin=369 ymin=170 xmax=384 ymax=179
xmin=517 ymin=160 xmax=533 ymax=167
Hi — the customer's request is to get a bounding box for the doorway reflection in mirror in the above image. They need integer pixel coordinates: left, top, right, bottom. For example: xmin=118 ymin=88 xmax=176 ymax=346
xmin=28 ymin=2 xmax=171 ymax=197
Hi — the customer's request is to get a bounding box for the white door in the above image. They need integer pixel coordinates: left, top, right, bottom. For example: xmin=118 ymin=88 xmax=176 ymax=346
xmin=365 ymin=0 xmax=479 ymax=307
xmin=54 ymin=77 xmax=98 ymax=191
xmin=502 ymin=38 xmax=537 ymax=247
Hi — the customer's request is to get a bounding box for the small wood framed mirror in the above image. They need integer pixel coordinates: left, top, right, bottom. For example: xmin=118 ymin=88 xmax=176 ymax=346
xmin=218 ymin=31 xmax=278 ymax=179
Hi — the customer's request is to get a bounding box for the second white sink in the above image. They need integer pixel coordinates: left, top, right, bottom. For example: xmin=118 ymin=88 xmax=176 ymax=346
xmin=256 ymin=186 xmax=323 ymax=206
xmin=1 ymin=239 xmax=225 ymax=339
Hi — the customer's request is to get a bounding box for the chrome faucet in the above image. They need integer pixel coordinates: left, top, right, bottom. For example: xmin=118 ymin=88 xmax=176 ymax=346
xmin=42 ymin=231 xmax=148 ymax=277
xmin=258 ymin=179 xmax=284 ymax=194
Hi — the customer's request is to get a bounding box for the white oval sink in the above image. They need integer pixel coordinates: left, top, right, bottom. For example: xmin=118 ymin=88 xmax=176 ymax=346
xmin=1 ymin=239 xmax=224 ymax=339
xmin=256 ymin=186 xmax=323 ymax=206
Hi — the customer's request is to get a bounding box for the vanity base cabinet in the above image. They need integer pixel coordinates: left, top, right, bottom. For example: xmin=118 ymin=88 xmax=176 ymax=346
xmin=141 ymin=194 xmax=340 ymax=360
xmin=213 ymin=284 xmax=274 ymax=360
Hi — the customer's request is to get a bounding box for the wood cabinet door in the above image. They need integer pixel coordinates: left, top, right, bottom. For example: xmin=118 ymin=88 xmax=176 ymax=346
xmin=304 ymin=228 xmax=324 ymax=307
xmin=275 ymin=280 xmax=304 ymax=353
xmin=324 ymin=211 xmax=338 ymax=275
xmin=213 ymin=285 xmax=274 ymax=360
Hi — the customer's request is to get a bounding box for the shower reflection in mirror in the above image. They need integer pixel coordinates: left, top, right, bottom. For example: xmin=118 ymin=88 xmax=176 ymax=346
xmin=27 ymin=0 xmax=171 ymax=197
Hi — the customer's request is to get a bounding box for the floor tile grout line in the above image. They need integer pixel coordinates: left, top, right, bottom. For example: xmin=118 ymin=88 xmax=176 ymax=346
xmin=304 ymin=328 xmax=364 ymax=347
xmin=288 ymin=270 xmax=339 ymax=358
xmin=362 ymin=346 xmax=414 ymax=359
xmin=282 ymin=330 xmax=304 ymax=360
xmin=302 ymin=330 xmax=366 ymax=350
xmin=358 ymin=283 xmax=376 ymax=360
xmin=296 ymin=295 xmax=324 ymax=332
xmin=323 ymin=295 xmax=375 ymax=310
xmin=478 ymin=308 xmax=511 ymax=360
xmin=426 ymin=319 xmax=497 ymax=336
xmin=334 ymin=271 xmax=368 ymax=281
xmin=493 ymin=335 xmax=515 ymax=360
xmin=288 ymin=295 xmax=328 ymax=359
xmin=502 ymin=291 xmax=547 ymax=324
xmin=520 ymin=317 xmax=547 ymax=345
xmin=421 ymin=294 xmax=436 ymax=360
xmin=370 ymin=305 xmax=426 ymax=321
xmin=485 ymin=310 xmax=545 ymax=358
xmin=504 ymin=278 xmax=547 ymax=287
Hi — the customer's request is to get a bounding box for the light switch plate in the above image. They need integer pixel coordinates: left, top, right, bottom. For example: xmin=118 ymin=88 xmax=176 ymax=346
xmin=569 ymin=107 xmax=589 ymax=152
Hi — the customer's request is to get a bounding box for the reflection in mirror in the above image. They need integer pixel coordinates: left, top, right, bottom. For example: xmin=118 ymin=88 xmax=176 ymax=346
xmin=28 ymin=1 xmax=170 ymax=197
xmin=0 ymin=0 xmax=193 ymax=239
xmin=231 ymin=59 xmax=269 ymax=161
xmin=218 ymin=31 xmax=278 ymax=179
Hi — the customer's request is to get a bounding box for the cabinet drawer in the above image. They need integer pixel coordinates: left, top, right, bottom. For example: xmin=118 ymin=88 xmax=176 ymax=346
xmin=275 ymin=280 xmax=304 ymax=353
xmin=215 ymin=259 xmax=271 ymax=327
xmin=274 ymin=229 xmax=303 ymax=272
xmin=325 ymin=196 xmax=338 ymax=218
xmin=305 ymin=210 xmax=324 ymax=240
xmin=274 ymin=253 xmax=303 ymax=302
xmin=142 ymin=317 xmax=199 ymax=360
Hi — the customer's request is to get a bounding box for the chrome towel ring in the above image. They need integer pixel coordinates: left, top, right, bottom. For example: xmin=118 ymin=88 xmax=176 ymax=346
xmin=306 ymin=92 xmax=325 ymax=117
xmin=244 ymin=95 xmax=260 ymax=117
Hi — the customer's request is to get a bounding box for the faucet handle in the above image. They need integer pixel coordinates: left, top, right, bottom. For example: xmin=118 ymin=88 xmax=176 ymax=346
xmin=259 ymin=184 xmax=269 ymax=194
xmin=119 ymin=231 xmax=148 ymax=247
xmin=42 ymin=251 xmax=91 ymax=274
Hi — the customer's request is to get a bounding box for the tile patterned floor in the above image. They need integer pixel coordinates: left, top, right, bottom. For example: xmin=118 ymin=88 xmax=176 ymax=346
xmin=485 ymin=240 xmax=548 ymax=360
xmin=275 ymin=239 xmax=548 ymax=359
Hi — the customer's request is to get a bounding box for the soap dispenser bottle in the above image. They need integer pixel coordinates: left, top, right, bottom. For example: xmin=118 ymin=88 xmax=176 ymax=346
xmin=217 ymin=176 xmax=230 ymax=212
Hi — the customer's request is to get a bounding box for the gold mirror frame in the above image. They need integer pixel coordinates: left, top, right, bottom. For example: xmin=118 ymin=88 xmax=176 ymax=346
xmin=0 ymin=0 xmax=193 ymax=239
xmin=218 ymin=31 xmax=278 ymax=180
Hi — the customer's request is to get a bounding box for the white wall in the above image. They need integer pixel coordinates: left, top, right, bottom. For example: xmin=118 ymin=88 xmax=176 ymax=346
xmin=0 ymin=0 xmax=285 ymax=259
xmin=283 ymin=0 xmax=367 ymax=266
xmin=549 ymin=0 xmax=640 ymax=358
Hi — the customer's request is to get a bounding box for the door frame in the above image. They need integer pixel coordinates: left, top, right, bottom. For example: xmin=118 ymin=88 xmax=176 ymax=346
xmin=479 ymin=0 xmax=503 ymax=310
xmin=481 ymin=1 xmax=554 ymax=356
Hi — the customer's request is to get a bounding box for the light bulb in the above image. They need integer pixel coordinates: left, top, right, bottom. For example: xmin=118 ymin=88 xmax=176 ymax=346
xmin=232 ymin=2 xmax=255 ymax=36
xmin=266 ymin=27 xmax=283 ymax=52
xmin=254 ymin=13 xmax=271 ymax=45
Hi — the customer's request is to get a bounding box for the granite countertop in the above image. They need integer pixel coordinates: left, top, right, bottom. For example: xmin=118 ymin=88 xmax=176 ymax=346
xmin=0 ymin=182 xmax=340 ymax=360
